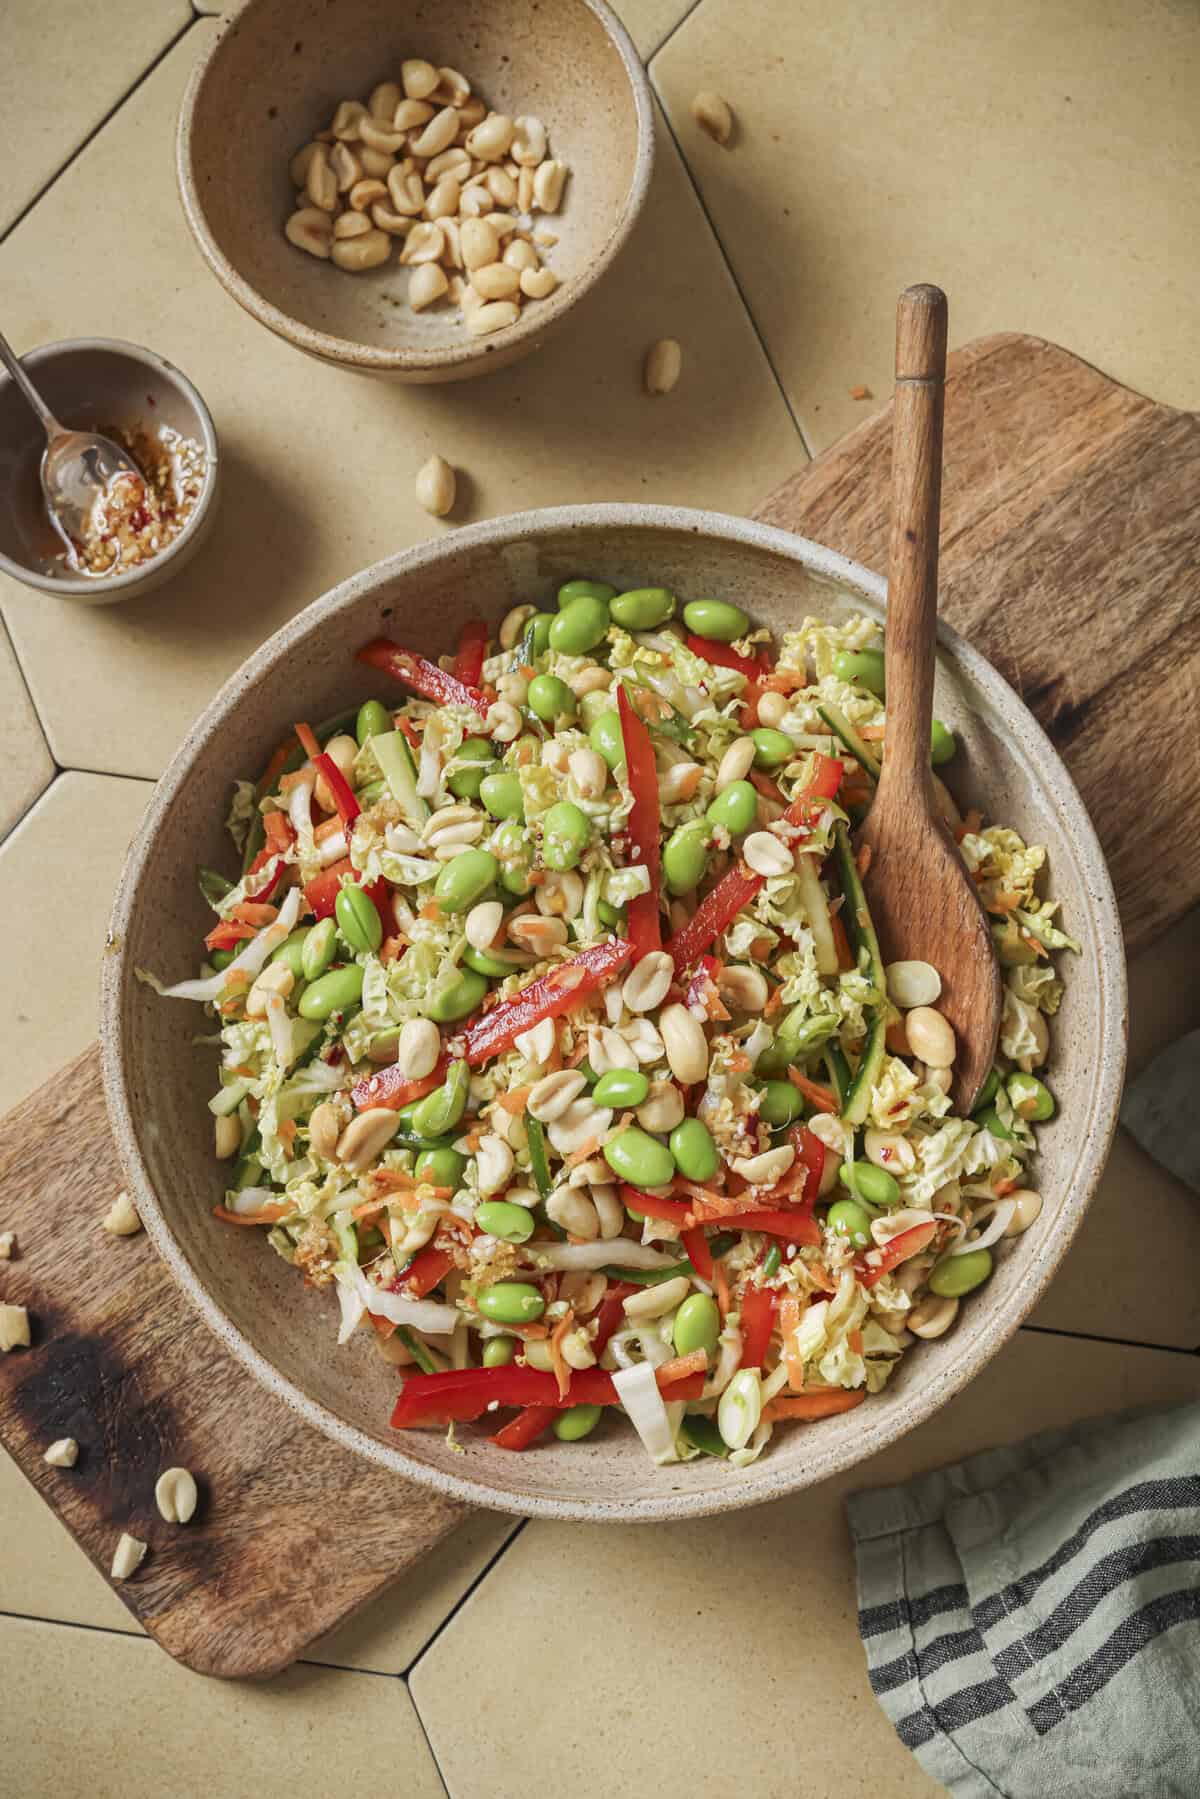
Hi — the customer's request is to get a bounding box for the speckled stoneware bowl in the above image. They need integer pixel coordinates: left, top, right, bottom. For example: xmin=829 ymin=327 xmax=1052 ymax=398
xmin=101 ymin=507 xmax=1126 ymax=1522
xmin=0 ymin=338 xmax=219 ymax=603
xmin=177 ymin=0 xmax=654 ymax=382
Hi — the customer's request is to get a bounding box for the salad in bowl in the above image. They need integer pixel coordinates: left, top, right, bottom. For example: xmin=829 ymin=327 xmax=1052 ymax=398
xmin=145 ymin=576 xmax=1077 ymax=1471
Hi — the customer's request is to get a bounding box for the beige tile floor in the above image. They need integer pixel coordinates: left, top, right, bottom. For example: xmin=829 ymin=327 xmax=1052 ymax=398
xmin=1 ymin=6 xmax=1197 ymax=1797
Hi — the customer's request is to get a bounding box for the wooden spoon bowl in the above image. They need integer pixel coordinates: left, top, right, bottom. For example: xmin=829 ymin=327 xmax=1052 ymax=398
xmin=856 ymin=286 xmax=1001 ymax=1110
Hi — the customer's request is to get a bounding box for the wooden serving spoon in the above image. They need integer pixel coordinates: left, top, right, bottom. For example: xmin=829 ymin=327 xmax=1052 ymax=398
xmin=855 ymin=285 xmax=1001 ymax=1113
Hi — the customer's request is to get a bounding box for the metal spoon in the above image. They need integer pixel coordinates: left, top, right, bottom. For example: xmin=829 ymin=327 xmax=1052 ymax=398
xmin=0 ymin=329 xmax=143 ymax=569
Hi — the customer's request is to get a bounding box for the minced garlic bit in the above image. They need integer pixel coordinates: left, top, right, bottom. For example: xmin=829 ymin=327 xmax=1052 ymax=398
xmin=102 ymin=1190 xmax=142 ymax=1237
xmin=44 ymin=1438 xmax=79 ymax=1469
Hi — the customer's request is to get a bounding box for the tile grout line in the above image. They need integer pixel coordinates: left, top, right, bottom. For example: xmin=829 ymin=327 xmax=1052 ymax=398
xmin=1020 ymin=1322 xmax=1200 ymax=1357
xmin=0 ymin=15 xmax=199 ymax=250
xmin=0 ymin=1606 xmax=147 ymax=1645
xmin=404 ymin=1517 xmax=529 ymax=1681
xmin=643 ymin=0 xmax=707 ymax=62
xmin=644 ymin=77 xmax=814 ymax=462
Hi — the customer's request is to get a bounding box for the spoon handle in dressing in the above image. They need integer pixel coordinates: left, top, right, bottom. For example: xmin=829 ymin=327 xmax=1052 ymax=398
xmin=880 ymin=283 xmax=948 ymax=807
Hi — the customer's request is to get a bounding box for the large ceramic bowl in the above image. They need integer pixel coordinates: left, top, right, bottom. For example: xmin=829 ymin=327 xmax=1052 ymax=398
xmin=177 ymin=0 xmax=654 ymax=382
xmin=101 ymin=507 xmax=1126 ymax=1521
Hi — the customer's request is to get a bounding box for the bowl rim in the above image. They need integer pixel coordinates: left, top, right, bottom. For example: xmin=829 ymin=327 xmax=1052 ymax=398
xmin=100 ymin=503 xmax=1127 ymax=1521
xmin=0 ymin=335 xmax=220 ymax=597
xmin=175 ymin=0 xmax=656 ymax=374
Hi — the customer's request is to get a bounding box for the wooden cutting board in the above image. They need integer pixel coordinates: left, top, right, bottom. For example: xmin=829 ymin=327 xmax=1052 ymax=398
xmin=0 ymin=333 xmax=1196 ymax=1680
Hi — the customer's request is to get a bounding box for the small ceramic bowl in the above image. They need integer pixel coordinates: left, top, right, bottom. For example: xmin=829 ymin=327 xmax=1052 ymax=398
xmin=0 ymin=338 xmax=219 ymax=604
xmin=102 ymin=506 xmax=1127 ymax=1523
xmin=176 ymin=0 xmax=654 ymax=382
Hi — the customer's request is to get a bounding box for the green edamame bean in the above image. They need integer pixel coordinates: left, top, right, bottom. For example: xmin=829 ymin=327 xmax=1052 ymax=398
xmin=477 ymin=1282 xmax=545 ymax=1325
xmin=610 ymin=587 xmax=676 ymax=630
xmin=480 ymin=772 xmax=525 ymax=822
xmin=596 ymin=898 xmax=625 ymax=927
xmin=475 ymin=1200 xmax=536 ymax=1243
xmin=672 ymin=1292 xmax=721 ymax=1360
xmin=589 ymin=710 xmax=625 ymax=771
xmin=447 ymin=737 xmax=496 ymax=800
xmin=462 ymin=944 xmax=521 ymax=978
xmin=414 ymin=1147 xmax=467 ymax=1188
xmin=976 ymin=1106 xmax=1014 ymax=1141
xmin=434 ymin=849 xmax=499 ymax=914
xmin=827 ymin=1198 xmax=874 ymax=1248
xmin=663 ymin=820 xmax=711 ymax=895
xmin=210 ymin=947 xmax=237 ymax=971
xmin=554 ymin=1403 xmax=602 ymax=1441
xmin=356 ymin=699 xmax=392 ymax=747
xmin=482 ymin=1336 xmax=516 ymax=1366
xmin=972 ymin=1067 xmax=1001 ymax=1114
xmin=841 ymin=1161 xmax=900 ymax=1208
xmin=492 ymin=820 xmax=533 ymax=895
xmin=543 ymin=801 xmax=590 ymax=871
xmin=758 ymin=1080 xmax=804 ymax=1127
xmin=833 ymin=648 xmax=886 ymax=696
xmin=754 ymin=1040 xmax=791 ymax=1078
xmin=301 ymin=916 xmax=338 ymax=982
xmin=426 ymin=968 xmax=488 ymax=1022
xmin=706 ymin=779 xmax=758 ymax=836
xmin=750 ymin=727 xmax=793 ymax=768
xmin=528 ymin=613 xmax=555 ymax=657
xmin=298 ymin=962 xmax=364 ymax=1020
xmin=591 ymin=1068 xmax=650 ymax=1108
xmin=549 ymin=594 xmax=610 ymax=655
xmin=931 ymin=718 xmax=957 ymax=766
xmin=603 ymin=1127 xmax=676 ymax=1189
xmin=527 ymin=675 xmax=576 ymax=723
xmin=411 ymin=1059 xmax=470 ymax=1137
xmin=558 ymin=578 xmax=616 ymax=610
xmin=929 ymin=1247 xmax=993 ymax=1298
xmin=682 ymin=599 xmax=750 ymax=642
xmin=669 ymin=1117 xmax=719 ymax=1183
xmin=1007 ymin=1072 xmax=1056 ymax=1122
xmin=335 ymin=884 xmax=383 ymax=955
xmin=270 ymin=927 xmax=312 ymax=979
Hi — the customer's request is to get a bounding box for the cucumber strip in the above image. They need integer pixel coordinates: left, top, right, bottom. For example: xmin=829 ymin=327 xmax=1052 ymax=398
xmin=525 ymin=1115 xmax=553 ymax=1201
xmin=823 ymin=1041 xmax=852 ymax=1107
xmin=833 ymin=821 xmax=885 ymax=992
xmin=397 ymin=1327 xmax=437 ymax=1374
xmin=371 ymin=730 xmax=429 ymax=826
xmin=817 ymin=703 xmax=881 ymax=783
xmin=793 ymin=850 xmax=839 ymax=976
xmin=601 ymin=1261 xmax=692 ymax=1287
xmin=841 ymin=1009 xmax=887 ymax=1127
xmin=680 ymin=1413 xmax=730 ymax=1458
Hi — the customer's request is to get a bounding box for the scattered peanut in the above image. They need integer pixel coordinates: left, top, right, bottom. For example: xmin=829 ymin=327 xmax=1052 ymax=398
xmin=155 ymin=1465 xmax=199 ymax=1524
xmin=102 ymin=1191 xmax=142 ymax=1236
xmin=691 ymin=90 xmax=735 ymax=146
xmin=110 ymin=1533 xmax=148 ymax=1581
xmin=0 ymin=1231 xmax=15 ymax=1261
xmin=415 ymin=452 xmax=456 ymax=515
xmin=644 ymin=337 xmax=683 ymax=396
xmin=905 ymin=1006 xmax=957 ymax=1069
xmin=0 ymin=1304 xmax=30 ymax=1352
xmin=743 ymin=831 xmax=793 ymax=878
xmin=43 ymin=1438 xmax=79 ymax=1468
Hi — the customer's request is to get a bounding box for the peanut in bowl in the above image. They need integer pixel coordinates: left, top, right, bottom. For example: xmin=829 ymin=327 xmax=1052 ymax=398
xmin=177 ymin=0 xmax=654 ymax=382
xmin=101 ymin=506 xmax=1126 ymax=1521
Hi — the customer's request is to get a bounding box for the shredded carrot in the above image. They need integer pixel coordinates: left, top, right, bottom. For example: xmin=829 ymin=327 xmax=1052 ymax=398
xmin=231 ymin=901 xmax=279 ymax=928
xmin=419 ymin=901 xmax=442 ymax=921
xmin=514 ymin=1321 xmax=549 ymax=1340
xmin=380 ymin=936 xmax=404 ymax=964
xmin=205 ymin=919 xmax=256 ymax=950
xmin=786 ymin=1069 xmax=839 ymax=1113
xmin=714 ymin=1258 xmax=732 ymax=1317
xmin=293 ymin=721 xmax=321 ymax=762
xmin=761 ymin=667 xmax=807 ymax=694
xmin=497 ymin=1086 xmax=533 ymax=1114
xmin=727 ymin=1053 xmax=752 ymax=1074
xmin=263 ymin=811 xmax=294 ymax=850
xmin=750 ymin=935 xmax=775 ymax=961
xmin=567 ymin=1137 xmax=603 ymax=1166
xmin=351 ymin=1197 xmax=389 ymax=1220
xmin=276 ymin=1119 xmax=297 ymax=1156
xmin=656 ymin=1349 xmax=708 ymax=1387
xmin=764 ymin=1389 xmax=866 ymax=1422
xmin=830 ymin=910 xmax=854 ymax=971
xmin=857 ymin=724 xmax=886 ymax=741
xmin=397 ymin=717 xmax=421 ymax=749
xmin=213 ymin=1203 xmax=290 ymax=1226
xmin=544 ymin=1035 xmax=564 ymax=1073
xmin=549 ymin=1309 xmax=576 ymax=1401
xmin=314 ymin=814 xmax=344 ymax=844
xmin=763 ymin=986 xmax=783 ymax=1016
xmin=779 ymin=1295 xmax=807 ymax=1390
xmin=848 ymin=1328 xmax=863 ymax=1356
xmin=257 ymin=735 xmax=298 ymax=796
xmin=993 ymin=1176 xmax=1018 ymax=1198
xmin=565 ymin=1038 xmax=592 ymax=1068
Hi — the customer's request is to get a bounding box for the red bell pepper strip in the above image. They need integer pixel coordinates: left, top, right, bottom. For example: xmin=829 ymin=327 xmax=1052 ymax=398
xmin=356 ymin=637 xmax=488 ymax=714
xmin=592 ymin=1283 xmax=638 ymax=1355
xmin=796 ymin=1125 xmax=826 ymax=1208
xmin=686 ymin=635 xmax=770 ymax=680
xmin=352 ymin=1053 xmax=450 ymax=1114
xmin=738 ymin=1284 xmax=777 ymax=1369
xmin=723 ymin=1209 xmax=822 ymax=1245
xmin=452 ymin=617 xmax=489 ymax=691
xmin=399 ymin=1245 xmax=454 ymax=1299
xmin=664 ymin=755 xmax=844 ymax=974
xmin=491 ymin=1404 xmax=557 ymax=1450
xmin=681 ymin=1225 xmax=713 ymax=1282
xmin=391 ymin=1362 xmax=706 ymax=1429
xmin=619 ymin=1185 xmax=691 ymax=1228
xmin=616 ymin=683 xmax=662 ymax=959
xmin=295 ymin=721 xmax=362 ymax=830
xmin=463 ymin=938 xmax=634 ymax=1066
xmin=857 ymin=1221 xmax=938 ymax=1289
xmin=204 ymin=919 xmax=258 ymax=952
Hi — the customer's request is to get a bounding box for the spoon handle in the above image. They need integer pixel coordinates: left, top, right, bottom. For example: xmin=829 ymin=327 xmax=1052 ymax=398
xmin=0 ymin=329 xmax=64 ymax=439
xmin=879 ymin=284 xmax=948 ymax=807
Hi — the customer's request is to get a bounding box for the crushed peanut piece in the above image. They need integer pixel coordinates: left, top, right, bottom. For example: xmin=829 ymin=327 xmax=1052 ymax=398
xmin=102 ymin=1191 xmax=142 ymax=1236
xmin=0 ymin=1230 xmax=14 ymax=1260
xmin=44 ymin=1438 xmax=79 ymax=1469
xmin=691 ymin=90 xmax=734 ymax=146
xmin=110 ymin=1533 xmax=148 ymax=1581
xmin=0 ymin=1303 xmax=30 ymax=1352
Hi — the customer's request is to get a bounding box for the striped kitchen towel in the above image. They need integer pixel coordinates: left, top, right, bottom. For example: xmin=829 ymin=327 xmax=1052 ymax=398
xmin=846 ymin=1403 xmax=1200 ymax=1798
